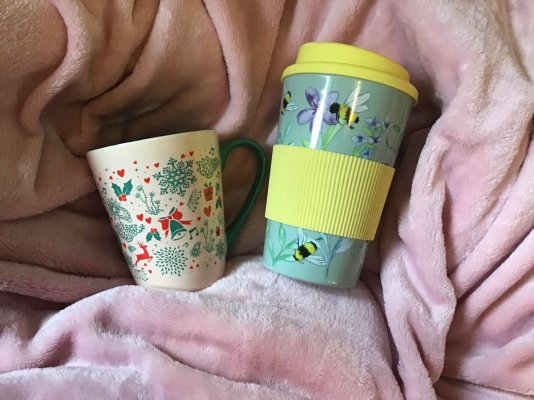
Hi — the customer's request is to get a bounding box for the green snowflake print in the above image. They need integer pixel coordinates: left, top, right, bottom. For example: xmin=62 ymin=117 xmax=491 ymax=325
xmin=215 ymin=239 xmax=225 ymax=260
xmin=135 ymin=185 xmax=162 ymax=215
xmin=154 ymin=246 xmax=186 ymax=275
xmin=105 ymin=198 xmax=132 ymax=222
xmin=187 ymin=189 xmax=201 ymax=212
xmin=153 ymin=158 xmax=197 ymax=196
xmin=196 ymin=153 xmax=219 ymax=178
xmin=115 ymin=222 xmax=144 ymax=242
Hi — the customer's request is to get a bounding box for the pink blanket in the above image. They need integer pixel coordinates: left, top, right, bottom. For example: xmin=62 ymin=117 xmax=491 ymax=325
xmin=1 ymin=0 xmax=533 ymax=398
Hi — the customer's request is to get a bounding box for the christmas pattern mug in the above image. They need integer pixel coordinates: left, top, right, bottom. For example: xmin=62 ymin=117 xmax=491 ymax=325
xmin=87 ymin=130 xmax=266 ymax=291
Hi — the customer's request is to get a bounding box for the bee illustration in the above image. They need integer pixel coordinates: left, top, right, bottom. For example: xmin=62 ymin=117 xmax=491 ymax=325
xmin=280 ymin=91 xmax=297 ymax=115
xmin=329 ymin=90 xmax=371 ymax=129
xmin=293 ymin=228 xmax=326 ymax=265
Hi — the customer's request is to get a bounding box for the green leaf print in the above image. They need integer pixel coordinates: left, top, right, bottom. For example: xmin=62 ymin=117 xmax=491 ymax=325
xmin=279 ymin=224 xmax=286 ymax=246
xmin=322 ymin=124 xmax=343 ymax=150
xmin=267 ymin=220 xmax=299 ymax=265
xmin=268 ymin=237 xmax=275 ymax=260
xmin=122 ymin=180 xmax=133 ymax=195
xmin=146 ymin=231 xmax=161 ymax=242
xmin=281 ymin=252 xmax=296 ymax=262
xmin=112 ymin=183 xmax=122 ymax=197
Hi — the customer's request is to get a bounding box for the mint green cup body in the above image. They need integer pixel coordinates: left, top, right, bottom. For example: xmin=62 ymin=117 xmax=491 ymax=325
xmin=262 ymin=43 xmax=416 ymax=287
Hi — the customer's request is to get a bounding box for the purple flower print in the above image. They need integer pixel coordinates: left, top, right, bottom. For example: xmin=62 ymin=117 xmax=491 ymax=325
xmin=365 ymin=116 xmax=381 ymax=130
xmin=352 ymin=134 xmax=366 ymax=145
xmin=297 ymin=87 xmax=338 ymax=132
xmin=362 ymin=148 xmax=372 ymax=159
xmin=383 ymin=116 xmax=391 ymax=129
xmin=368 ymin=134 xmax=380 ymax=145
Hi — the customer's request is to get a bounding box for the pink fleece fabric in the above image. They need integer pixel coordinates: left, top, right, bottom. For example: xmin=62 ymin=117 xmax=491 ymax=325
xmin=0 ymin=0 xmax=533 ymax=399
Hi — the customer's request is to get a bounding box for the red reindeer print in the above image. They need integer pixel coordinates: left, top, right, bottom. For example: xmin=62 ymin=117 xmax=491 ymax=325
xmin=135 ymin=242 xmax=153 ymax=266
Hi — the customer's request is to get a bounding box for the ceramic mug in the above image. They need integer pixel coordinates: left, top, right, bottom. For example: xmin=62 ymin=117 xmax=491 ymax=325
xmin=263 ymin=42 xmax=418 ymax=287
xmin=87 ymin=130 xmax=266 ymax=291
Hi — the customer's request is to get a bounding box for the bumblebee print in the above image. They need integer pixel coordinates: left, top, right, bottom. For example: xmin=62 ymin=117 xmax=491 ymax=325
xmin=329 ymin=90 xmax=371 ymax=129
xmin=293 ymin=228 xmax=326 ymax=265
xmin=294 ymin=241 xmax=317 ymax=261
xmin=280 ymin=91 xmax=297 ymax=115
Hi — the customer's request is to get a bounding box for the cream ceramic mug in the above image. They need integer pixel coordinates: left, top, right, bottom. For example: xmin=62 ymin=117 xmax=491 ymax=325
xmin=87 ymin=130 xmax=266 ymax=291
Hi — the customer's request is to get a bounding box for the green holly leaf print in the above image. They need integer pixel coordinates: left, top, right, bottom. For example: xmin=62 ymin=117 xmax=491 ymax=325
xmin=146 ymin=230 xmax=162 ymax=242
xmin=112 ymin=183 xmax=122 ymax=197
xmin=122 ymin=180 xmax=133 ymax=195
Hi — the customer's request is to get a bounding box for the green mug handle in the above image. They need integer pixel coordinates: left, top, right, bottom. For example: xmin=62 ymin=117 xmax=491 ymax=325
xmin=219 ymin=138 xmax=267 ymax=253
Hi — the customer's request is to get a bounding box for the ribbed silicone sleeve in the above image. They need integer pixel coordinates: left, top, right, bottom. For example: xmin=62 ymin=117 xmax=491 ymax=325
xmin=265 ymin=145 xmax=395 ymax=240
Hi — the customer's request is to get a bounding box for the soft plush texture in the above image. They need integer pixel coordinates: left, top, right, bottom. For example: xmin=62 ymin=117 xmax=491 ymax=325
xmin=0 ymin=0 xmax=533 ymax=399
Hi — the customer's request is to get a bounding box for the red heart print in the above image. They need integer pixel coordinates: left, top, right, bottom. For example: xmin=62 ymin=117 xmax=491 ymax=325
xmin=133 ymin=160 xmax=137 ymax=164
xmin=122 ymin=243 xmax=126 ymax=248
xmin=98 ymin=177 xmax=102 ymax=182
xmin=148 ymin=270 xmax=152 ymax=274
xmin=144 ymin=177 xmax=150 ymax=183
xmin=196 ymin=216 xmax=201 ymax=221
xmin=179 ymin=201 xmax=184 ymax=206
xmin=136 ymin=213 xmax=144 ymax=221
xmin=189 ymin=151 xmax=194 ymax=156
xmin=145 ymin=217 xmax=152 ymax=223
xmin=117 ymin=169 xmax=125 ymax=177
xmin=154 ymin=163 xmax=159 ymax=168
xmin=181 ymin=154 xmax=186 ymax=159
xmin=203 ymin=206 xmax=211 ymax=217
xmin=190 ymin=266 xmax=193 ymax=269
xmin=109 ymin=176 xmax=113 ymax=180
xmin=146 ymin=165 xmax=149 ymax=169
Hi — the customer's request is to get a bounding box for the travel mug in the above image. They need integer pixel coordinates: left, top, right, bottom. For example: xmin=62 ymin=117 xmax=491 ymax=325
xmin=263 ymin=42 xmax=418 ymax=287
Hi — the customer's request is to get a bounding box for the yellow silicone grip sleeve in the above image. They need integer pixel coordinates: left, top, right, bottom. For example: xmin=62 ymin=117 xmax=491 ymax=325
xmin=265 ymin=145 xmax=395 ymax=240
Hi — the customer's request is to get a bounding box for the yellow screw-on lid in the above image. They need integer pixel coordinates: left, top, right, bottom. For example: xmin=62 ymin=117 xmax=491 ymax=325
xmin=282 ymin=42 xmax=418 ymax=103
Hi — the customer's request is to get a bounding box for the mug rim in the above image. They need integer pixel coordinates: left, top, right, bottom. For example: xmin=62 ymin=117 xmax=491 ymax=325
xmin=86 ymin=130 xmax=215 ymax=156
